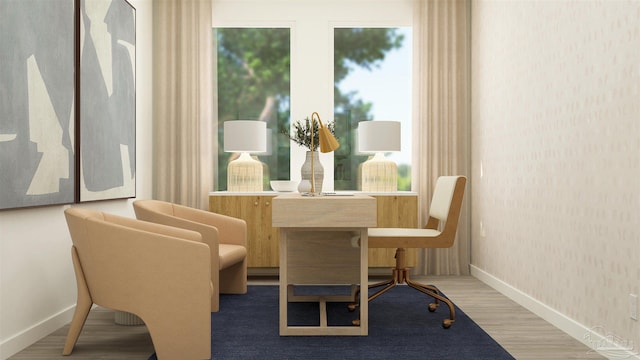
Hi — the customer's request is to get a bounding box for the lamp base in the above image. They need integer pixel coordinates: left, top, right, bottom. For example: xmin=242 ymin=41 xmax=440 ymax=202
xmin=361 ymin=153 xmax=397 ymax=192
xmin=227 ymin=152 xmax=263 ymax=192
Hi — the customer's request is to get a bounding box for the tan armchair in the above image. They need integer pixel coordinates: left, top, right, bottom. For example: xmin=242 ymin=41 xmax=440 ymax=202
xmin=133 ymin=199 xmax=247 ymax=312
xmin=63 ymin=207 xmax=211 ymax=359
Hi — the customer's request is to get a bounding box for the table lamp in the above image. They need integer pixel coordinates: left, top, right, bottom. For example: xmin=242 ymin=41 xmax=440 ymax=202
xmin=224 ymin=120 xmax=267 ymax=192
xmin=357 ymin=120 xmax=401 ymax=192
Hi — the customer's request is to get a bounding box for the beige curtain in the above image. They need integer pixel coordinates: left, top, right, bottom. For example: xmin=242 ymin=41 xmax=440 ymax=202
xmin=152 ymin=0 xmax=213 ymax=209
xmin=413 ymin=0 xmax=471 ymax=275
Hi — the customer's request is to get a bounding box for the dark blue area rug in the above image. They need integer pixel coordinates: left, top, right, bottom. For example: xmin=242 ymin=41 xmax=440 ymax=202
xmin=150 ymin=285 xmax=514 ymax=360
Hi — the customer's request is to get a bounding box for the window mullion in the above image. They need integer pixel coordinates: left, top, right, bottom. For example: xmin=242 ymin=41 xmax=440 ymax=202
xmin=290 ymin=20 xmax=336 ymax=191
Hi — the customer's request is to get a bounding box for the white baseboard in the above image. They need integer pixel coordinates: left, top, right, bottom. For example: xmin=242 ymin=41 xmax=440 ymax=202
xmin=0 ymin=305 xmax=75 ymax=360
xmin=471 ymin=265 xmax=640 ymax=360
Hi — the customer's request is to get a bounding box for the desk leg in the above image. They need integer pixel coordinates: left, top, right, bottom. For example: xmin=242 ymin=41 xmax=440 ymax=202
xmin=359 ymin=229 xmax=368 ymax=335
xmin=279 ymin=229 xmax=288 ymax=335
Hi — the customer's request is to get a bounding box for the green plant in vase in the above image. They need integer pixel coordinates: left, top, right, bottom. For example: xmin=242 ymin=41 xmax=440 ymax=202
xmin=280 ymin=117 xmax=336 ymax=151
xmin=280 ymin=116 xmax=338 ymax=193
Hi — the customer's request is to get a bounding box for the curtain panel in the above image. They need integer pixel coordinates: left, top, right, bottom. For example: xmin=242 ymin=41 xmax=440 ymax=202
xmin=413 ymin=0 xmax=472 ymax=275
xmin=152 ymin=0 xmax=213 ymax=209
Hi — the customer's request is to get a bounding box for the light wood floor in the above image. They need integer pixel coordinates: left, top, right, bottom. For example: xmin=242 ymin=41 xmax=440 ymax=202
xmin=9 ymin=275 xmax=603 ymax=360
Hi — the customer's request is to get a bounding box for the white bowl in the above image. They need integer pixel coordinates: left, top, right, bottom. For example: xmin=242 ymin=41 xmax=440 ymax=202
xmin=270 ymin=180 xmax=298 ymax=192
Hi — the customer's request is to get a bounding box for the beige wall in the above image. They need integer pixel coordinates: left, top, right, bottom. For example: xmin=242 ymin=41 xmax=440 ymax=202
xmin=0 ymin=1 xmax=153 ymax=358
xmin=471 ymin=0 xmax=639 ymax=350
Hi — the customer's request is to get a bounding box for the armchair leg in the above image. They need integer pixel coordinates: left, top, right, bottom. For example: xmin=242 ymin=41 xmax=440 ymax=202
xmin=63 ymin=247 xmax=93 ymax=355
xmin=63 ymin=298 xmax=92 ymax=355
xmin=145 ymin=314 xmax=210 ymax=360
xmin=351 ymin=248 xmax=456 ymax=329
xmin=219 ymin=259 xmax=248 ymax=295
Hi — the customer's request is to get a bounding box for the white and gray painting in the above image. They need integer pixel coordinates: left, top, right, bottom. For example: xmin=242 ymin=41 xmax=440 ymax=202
xmin=79 ymin=0 xmax=135 ymax=201
xmin=0 ymin=0 xmax=135 ymax=209
xmin=0 ymin=0 xmax=76 ymax=210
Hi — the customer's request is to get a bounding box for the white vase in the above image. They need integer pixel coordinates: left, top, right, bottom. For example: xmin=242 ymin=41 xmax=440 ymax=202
xmin=300 ymin=151 xmax=323 ymax=193
xmin=297 ymin=179 xmax=311 ymax=193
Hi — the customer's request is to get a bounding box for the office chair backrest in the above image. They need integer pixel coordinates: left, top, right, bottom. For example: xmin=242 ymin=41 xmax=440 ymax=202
xmin=425 ymin=176 xmax=466 ymax=241
xmin=429 ymin=176 xmax=459 ymax=223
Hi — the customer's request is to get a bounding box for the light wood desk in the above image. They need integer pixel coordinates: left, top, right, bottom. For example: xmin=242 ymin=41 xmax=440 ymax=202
xmin=272 ymin=194 xmax=377 ymax=336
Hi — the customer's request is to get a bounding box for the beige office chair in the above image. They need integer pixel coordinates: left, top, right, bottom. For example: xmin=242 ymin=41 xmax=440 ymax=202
xmin=63 ymin=207 xmax=211 ymax=359
xmin=133 ymin=199 xmax=248 ymax=312
xmin=352 ymin=175 xmax=466 ymax=328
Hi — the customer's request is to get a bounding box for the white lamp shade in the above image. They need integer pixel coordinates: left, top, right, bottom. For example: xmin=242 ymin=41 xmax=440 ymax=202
xmin=224 ymin=120 xmax=267 ymax=153
xmin=358 ymin=121 xmax=401 ymax=153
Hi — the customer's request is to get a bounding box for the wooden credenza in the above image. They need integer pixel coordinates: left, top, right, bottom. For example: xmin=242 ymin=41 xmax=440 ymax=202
xmin=209 ymin=192 xmax=418 ymax=271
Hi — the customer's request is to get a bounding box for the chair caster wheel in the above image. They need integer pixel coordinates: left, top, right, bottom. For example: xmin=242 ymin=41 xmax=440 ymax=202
xmin=352 ymin=319 xmax=360 ymax=326
xmin=442 ymin=319 xmax=453 ymax=329
xmin=428 ymin=303 xmax=438 ymax=312
xmin=348 ymin=304 xmax=358 ymax=312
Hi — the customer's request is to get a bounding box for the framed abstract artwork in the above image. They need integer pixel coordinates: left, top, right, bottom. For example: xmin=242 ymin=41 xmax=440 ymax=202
xmin=0 ymin=0 xmax=76 ymax=210
xmin=79 ymin=0 xmax=136 ymax=202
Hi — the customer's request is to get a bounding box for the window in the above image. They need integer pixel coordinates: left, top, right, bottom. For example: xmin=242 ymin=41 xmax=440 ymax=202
xmin=215 ymin=28 xmax=291 ymax=191
xmin=213 ymin=0 xmax=413 ymax=192
xmin=333 ymin=27 xmax=412 ymax=191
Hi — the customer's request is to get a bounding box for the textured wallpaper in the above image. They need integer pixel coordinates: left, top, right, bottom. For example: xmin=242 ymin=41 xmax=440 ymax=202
xmin=471 ymin=0 xmax=639 ymax=349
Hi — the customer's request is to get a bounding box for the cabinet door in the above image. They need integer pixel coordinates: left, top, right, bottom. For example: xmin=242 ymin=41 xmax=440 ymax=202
xmin=209 ymin=195 xmax=279 ymax=267
xmin=369 ymin=195 xmax=418 ymax=267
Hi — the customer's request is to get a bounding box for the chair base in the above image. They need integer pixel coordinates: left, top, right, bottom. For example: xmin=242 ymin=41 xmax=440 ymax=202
xmin=349 ymin=248 xmax=456 ymax=329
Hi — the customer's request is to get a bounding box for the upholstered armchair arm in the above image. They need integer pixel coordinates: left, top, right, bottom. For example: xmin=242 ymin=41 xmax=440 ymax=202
xmin=103 ymin=212 xmax=204 ymax=243
xmin=133 ymin=204 xmax=222 ymax=274
xmin=173 ymin=204 xmax=247 ymax=247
